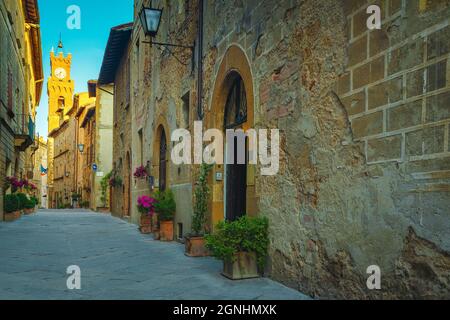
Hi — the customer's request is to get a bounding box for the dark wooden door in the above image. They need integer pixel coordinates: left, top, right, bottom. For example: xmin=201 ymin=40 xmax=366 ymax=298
xmin=159 ymin=129 xmax=167 ymax=191
xmin=225 ymin=137 xmax=247 ymax=221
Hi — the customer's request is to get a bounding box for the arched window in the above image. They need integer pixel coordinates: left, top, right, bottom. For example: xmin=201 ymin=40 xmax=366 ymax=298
xmin=58 ymin=97 xmax=65 ymax=109
xmin=224 ymin=73 xmax=247 ymax=129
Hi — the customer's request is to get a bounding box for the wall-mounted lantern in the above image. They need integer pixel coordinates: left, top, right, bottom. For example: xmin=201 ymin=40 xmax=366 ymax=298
xmin=138 ymin=5 xmax=194 ymax=64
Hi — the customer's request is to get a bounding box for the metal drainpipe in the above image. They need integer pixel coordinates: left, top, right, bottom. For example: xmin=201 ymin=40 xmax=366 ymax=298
xmin=197 ymin=0 xmax=204 ymax=120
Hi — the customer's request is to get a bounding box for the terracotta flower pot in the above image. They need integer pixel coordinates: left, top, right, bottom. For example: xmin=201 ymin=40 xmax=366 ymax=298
xmin=222 ymin=252 xmax=259 ymax=280
xmin=24 ymin=208 xmax=34 ymax=215
xmin=139 ymin=215 xmax=152 ymax=234
xmin=4 ymin=211 xmax=21 ymax=222
xmin=185 ymin=236 xmax=210 ymax=257
xmin=160 ymin=221 xmax=174 ymax=241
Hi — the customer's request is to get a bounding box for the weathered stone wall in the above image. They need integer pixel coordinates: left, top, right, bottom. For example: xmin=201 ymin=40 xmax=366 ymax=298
xmin=130 ymin=0 xmax=197 ymax=232
xmin=128 ymin=0 xmax=449 ymax=298
xmin=199 ymin=0 xmax=450 ymax=299
xmin=112 ymin=41 xmax=132 ymax=218
xmin=92 ymin=85 xmax=114 ymax=210
xmin=51 ymin=117 xmax=77 ymax=207
xmin=0 ymin=0 xmax=30 ymax=219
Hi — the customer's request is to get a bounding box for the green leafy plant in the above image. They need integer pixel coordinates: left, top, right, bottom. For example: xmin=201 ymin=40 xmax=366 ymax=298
xmin=16 ymin=193 xmax=29 ymax=210
xmin=23 ymin=197 xmax=35 ymax=209
xmin=71 ymin=193 xmax=80 ymax=201
xmin=31 ymin=196 xmax=39 ymax=207
xmin=100 ymin=171 xmax=112 ymax=206
xmin=109 ymin=176 xmax=123 ymax=187
xmin=4 ymin=194 xmax=20 ymax=213
xmin=115 ymin=177 xmax=123 ymax=186
xmin=153 ymin=189 xmax=176 ymax=221
xmin=206 ymin=216 xmax=269 ymax=269
xmin=192 ymin=163 xmax=214 ymax=236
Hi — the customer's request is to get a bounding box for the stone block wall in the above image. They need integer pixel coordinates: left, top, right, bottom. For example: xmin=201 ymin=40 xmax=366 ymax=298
xmin=128 ymin=0 xmax=449 ymax=298
xmin=0 ymin=0 xmax=28 ymax=219
xmin=340 ymin=0 xmax=450 ymax=167
xmin=111 ymin=41 xmax=133 ymax=218
xmin=199 ymin=0 xmax=450 ymax=299
xmin=130 ymin=0 xmax=197 ymax=227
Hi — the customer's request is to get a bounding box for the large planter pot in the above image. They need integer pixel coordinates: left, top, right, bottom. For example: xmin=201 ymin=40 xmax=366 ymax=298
xmin=139 ymin=215 xmax=152 ymax=234
xmin=160 ymin=221 xmax=174 ymax=241
xmin=4 ymin=211 xmax=21 ymax=222
xmin=24 ymin=208 xmax=34 ymax=215
xmin=185 ymin=236 xmax=210 ymax=257
xmin=222 ymin=252 xmax=259 ymax=280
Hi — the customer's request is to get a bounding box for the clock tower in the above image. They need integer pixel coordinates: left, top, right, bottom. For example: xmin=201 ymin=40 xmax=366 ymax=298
xmin=47 ymin=46 xmax=74 ymax=133
xmin=47 ymin=40 xmax=75 ymax=207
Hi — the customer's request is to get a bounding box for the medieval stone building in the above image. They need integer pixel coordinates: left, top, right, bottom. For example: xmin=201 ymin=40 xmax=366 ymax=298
xmin=98 ymin=23 xmax=134 ymax=219
xmin=108 ymin=0 xmax=450 ymax=299
xmin=0 ymin=0 xmax=43 ymax=220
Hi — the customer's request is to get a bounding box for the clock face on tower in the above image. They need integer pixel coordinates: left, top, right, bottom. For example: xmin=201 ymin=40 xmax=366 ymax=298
xmin=54 ymin=67 xmax=67 ymax=80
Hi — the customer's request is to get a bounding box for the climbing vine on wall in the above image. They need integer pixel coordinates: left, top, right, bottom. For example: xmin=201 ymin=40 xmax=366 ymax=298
xmin=100 ymin=171 xmax=112 ymax=207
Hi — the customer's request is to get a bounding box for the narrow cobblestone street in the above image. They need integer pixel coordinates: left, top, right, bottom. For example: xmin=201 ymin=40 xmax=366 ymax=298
xmin=0 ymin=210 xmax=309 ymax=300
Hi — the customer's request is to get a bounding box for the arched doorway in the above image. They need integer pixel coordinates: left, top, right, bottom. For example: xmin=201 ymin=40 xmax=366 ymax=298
xmin=159 ymin=127 xmax=167 ymax=191
xmin=207 ymin=45 xmax=257 ymax=229
xmin=152 ymin=120 xmax=170 ymax=193
xmin=224 ymin=72 xmax=248 ymax=221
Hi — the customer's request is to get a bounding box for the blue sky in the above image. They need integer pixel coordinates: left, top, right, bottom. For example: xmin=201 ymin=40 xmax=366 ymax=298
xmin=36 ymin=0 xmax=133 ymax=138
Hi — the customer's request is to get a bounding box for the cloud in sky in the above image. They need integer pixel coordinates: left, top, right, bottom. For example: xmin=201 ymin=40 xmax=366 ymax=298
xmin=36 ymin=0 xmax=133 ymax=138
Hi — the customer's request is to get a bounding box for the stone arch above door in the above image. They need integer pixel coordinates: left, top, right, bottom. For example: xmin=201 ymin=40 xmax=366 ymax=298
xmin=208 ymin=45 xmax=255 ymax=131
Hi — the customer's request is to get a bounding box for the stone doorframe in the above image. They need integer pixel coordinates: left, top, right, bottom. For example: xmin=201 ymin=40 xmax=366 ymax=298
xmin=206 ymin=44 xmax=258 ymax=231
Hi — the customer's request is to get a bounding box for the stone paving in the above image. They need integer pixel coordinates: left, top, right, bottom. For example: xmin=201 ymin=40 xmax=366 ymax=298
xmin=0 ymin=210 xmax=310 ymax=300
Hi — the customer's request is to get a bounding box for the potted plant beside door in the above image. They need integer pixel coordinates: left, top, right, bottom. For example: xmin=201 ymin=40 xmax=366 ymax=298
xmin=206 ymin=216 xmax=269 ymax=280
xmin=154 ymin=189 xmax=176 ymax=241
xmin=3 ymin=194 xmax=21 ymax=222
xmin=137 ymin=195 xmax=156 ymax=234
xmin=23 ymin=197 xmax=36 ymax=215
xmin=185 ymin=163 xmax=214 ymax=257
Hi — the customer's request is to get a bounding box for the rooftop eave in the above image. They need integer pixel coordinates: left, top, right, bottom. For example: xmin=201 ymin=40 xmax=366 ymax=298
xmin=98 ymin=22 xmax=133 ymax=85
xmin=23 ymin=0 xmax=40 ymax=24
xmin=80 ymin=107 xmax=96 ymax=128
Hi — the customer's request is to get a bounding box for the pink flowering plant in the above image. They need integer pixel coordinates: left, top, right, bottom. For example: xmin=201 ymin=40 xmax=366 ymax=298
xmin=137 ymin=195 xmax=157 ymax=217
xmin=23 ymin=180 xmax=37 ymax=192
xmin=133 ymin=166 xmax=148 ymax=179
xmin=5 ymin=177 xmax=24 ymax=193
